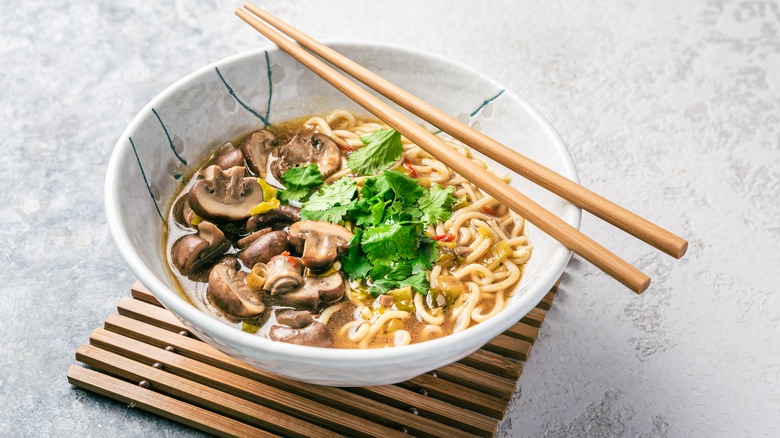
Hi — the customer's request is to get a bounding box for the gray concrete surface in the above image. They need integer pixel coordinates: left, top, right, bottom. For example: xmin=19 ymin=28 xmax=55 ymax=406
xmin=1 ymin=0 xmax=778 ymax=436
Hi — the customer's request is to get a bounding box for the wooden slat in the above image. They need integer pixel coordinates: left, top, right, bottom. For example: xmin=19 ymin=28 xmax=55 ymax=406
xmin=90 ymin=328 xmax=409 ymax=438
xmin=458 ymin=349 xmax=524 ymax=380
xmin=67 ymin=365 xmax=275 ymax=438
xmin=117 ymin=297 xmax=188 ymax=333
xmin=537 ymin=290 xmax=556 ymax=311
xmin=131 ymin=280 xmax=161 ymax=306
xmin=520 ymin=307 xmax=547 ymax=328
xmin=75 ymin=344 xmax=337 ymax=438
xmin=484 ymin=334 xmax=533 ymax=361
xmin=400 ymin=373 xmax=507 ymax=418
xmin=433 ymin=362 xmax=516 ymax=400
xmin=503 ymin=321 xmax=540 ymax=344
xmin=103 ymin=313 xmax=478 ymax=438
xmin=347 ymin=384 xmax=498 ymax=437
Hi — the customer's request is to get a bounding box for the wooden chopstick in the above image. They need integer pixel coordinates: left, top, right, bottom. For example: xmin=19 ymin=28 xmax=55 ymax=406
xmin=235 ymin=7 xmax=651 ymax=293
xmin=241 ymin=3 xmax=688 ymax=261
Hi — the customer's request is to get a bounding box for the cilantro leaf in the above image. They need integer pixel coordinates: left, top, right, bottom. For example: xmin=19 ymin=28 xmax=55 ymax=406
xmin=397 ymin=271 xmax=430 ymax=295
xmin=300 ymin=177 xmax=357 ymax=223
xmin=384 ymin=170 xmax=424 ymax=205
xmin=277 ymin=164 xmax=323 ymax=203
xmin=361 ymin=222 xmax=419 ymax=265
xmin=368 ymin=280 xmax=395 ymax=296
xmin=340 ymin=229 xmax=372 ymax=279
xmin=417 ymin=184 xmax=456 ymax=225
xmin=360 ymin=223 xmax=403 ymax=265
xmin=370 ymin=262 xmax=411 ymax=283
xmin=347 ymin=197 xmax=389 ymax=227
xmin=400 ymin=205 xmax=423 ymax=222
xmin=359 ymin=170 xmax=422 ymax=205
xmin=411 ymin=237 xmax=438 ymax=273
xmin=369 ymin=200 xmax=390 ymax=225
xmin=370 ymin=271 xmax=430 ymax=296
xmin=302 ymin=205 xmax=349 ymax=223
xmin=347 ymin=129 xmax=404 ymax=175
xmin=360 ymin=172 xmax=392 ymax=200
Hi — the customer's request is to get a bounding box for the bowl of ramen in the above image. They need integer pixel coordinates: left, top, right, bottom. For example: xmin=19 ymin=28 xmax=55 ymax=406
xmin=105 ymin=42 xmax=580 ymax=386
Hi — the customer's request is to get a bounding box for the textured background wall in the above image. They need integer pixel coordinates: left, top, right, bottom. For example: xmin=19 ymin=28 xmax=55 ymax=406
xmin=1 ymin=0 xmax=778 ymax=436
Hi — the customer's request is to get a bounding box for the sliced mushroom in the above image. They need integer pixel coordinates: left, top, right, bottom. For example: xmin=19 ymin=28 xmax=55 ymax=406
xmin=269 ymin=320 xmax=332 ymax=347
xmin=207 ymin=264 xmax=265 ymax=318
xmin=263 ymin=255 xmax=304 ymax=295
xmin=239 ymin=230 xmax=290 ymax=268
xmin=215 ymin=255 xmax=240 ymax=271
xmin=279 ymin=273 xmax=344 ymax=307
xmin=279 ymin=286 xmax=319 ymax=308
xmin=171 ymin=221 xmax=230 ymax=275
xmin=172 ymin=193 xmax=197 ymax=228
xmin=198 ymin=164 xmax=221 ymax=181
xmin=240 ymin=130 xmax=277 ymax=177
xmin=454 ymin=246 xmax=471 ymax=256
xmin=212 ymin=141 xmax=245 ymax=170
xmin=246 ymin=204 xmax=301 ymax=232
xmin=188 ymin=165 xmax=264 ymax=222
xmin=287 ymin=221 xmax=353 ymax=269
xmin=271 ymin=132 xmax=341 ymax=181
xmin=237 ymin=227 xmax=272 ymax=249
xmin=306 ymin=273 xmax=345 ymax=303
xmin=275 ymin=309 xmax=314 ymax=328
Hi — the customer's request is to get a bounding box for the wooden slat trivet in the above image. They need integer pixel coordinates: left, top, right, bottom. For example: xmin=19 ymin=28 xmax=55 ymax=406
xmin=68 ymin=280 xmax=559 ymax=437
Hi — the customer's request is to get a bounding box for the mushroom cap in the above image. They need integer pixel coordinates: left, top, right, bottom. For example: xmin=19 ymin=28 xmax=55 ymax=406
xmin=246 ymin=204 xmax=301 ymax=232
xmin=279 ymin=286 xmax=319 ymax=308
xmin=213 ymin=141 xmax=245 ymax=170
xmin=278 ymin=273 xmax=344 ymax=308
xmin=207 ymin=264 xmax=266 ymax=318
xmin=188 ymin=165 xmax=265 ymax=222
xmin=269 ymin=321 xmax=332 ymax=347
xmin=288 ymin=221 xmax=353 ymax=270
xmin=240 ymin=130 xmax=277 ymax=177
xmin=171 ymin=234 xmax=209 ymax=274
xmin=275 ymin=309 xmax=314 ymax=328
xmin=172 ymin=193 xmax=196 ymax=228
xmin=197 ymin=221 xmax=224 ymax=247
xmin=271 ymin=132 xmax=341 ymax=181
xmin=263 ymin=255 xmax=304 ymax=295
xmin=170 ymin=221 xmax=229 ymax=275
xmin=238 ymin=230 xmax=290 ymax=268
xmin=215 ymin=255 xmax=240 ymax=271
xmin=306 ymin=273 xmax=345 ymax=303
xmin=237 ymin=227 xmax=272 ymax=249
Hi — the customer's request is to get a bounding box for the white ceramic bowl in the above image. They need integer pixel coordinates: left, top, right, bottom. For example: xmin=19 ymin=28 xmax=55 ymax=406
xmin=105 ymin=42 xmax=580 ymax=386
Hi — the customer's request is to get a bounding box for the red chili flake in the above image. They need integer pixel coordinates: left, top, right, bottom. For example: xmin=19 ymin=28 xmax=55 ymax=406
xmin=482 ymin=205 xmax=499 ymax=216
xmin=337 ymin=142 xmax=353 ymax=152
xmin=403 ymin=160 xmax=418 ymax=178
xmin=270 ymin=251 xmax=294 ymax=265
xmin=432 ymin=233 xmax=456 ymax=242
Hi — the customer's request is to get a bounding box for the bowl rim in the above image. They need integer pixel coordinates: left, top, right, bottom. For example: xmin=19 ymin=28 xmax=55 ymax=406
xmin=105 ymin=40 xmax=581 ymax=364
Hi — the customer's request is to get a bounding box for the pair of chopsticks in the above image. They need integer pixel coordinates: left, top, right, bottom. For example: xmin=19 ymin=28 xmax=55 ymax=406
xmin=235 ymin=3 xmax=688 ymax=294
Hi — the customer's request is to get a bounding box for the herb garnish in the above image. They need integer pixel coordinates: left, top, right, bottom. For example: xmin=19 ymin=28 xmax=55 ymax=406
xmin=301 ymin=169 xmax=456 ymax=296
xmin=347 ymin=129 xmax=405 ymax=175
xmin=300 ymin=177 xmax=358 ymax=223
xmin=277 ymin=164 xmax=323 ymax=203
